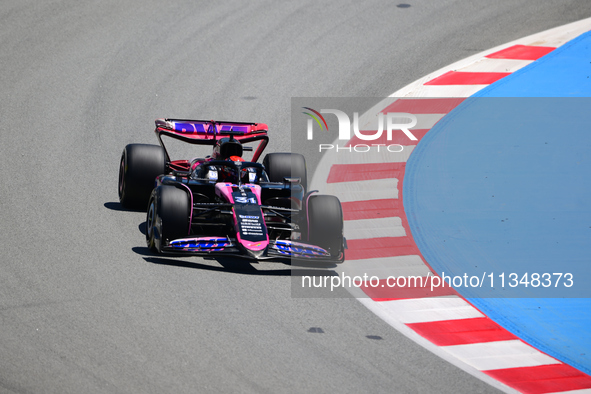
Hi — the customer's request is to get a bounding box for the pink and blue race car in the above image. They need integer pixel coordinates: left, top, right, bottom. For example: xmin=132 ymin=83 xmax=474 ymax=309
xmin=118 ymin=119 xmax=345 ymax=263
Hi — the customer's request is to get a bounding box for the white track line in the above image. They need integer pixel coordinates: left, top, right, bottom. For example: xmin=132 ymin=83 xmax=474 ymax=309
xmin=444 ymin=340 xmax=560 ymax=371
xmin=343 ymin=217 xmax=405 ymax=239
xmin=325 ymin=179 xmax=399 ymax=202
xmin=339 ymin=255 xmax=431 ymax=278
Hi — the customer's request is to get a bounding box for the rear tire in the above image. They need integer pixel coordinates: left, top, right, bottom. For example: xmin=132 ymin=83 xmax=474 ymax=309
xmin=119 ymin=144 xmax=166 ymax=209
xmin=307 ymin=195 xmax=344 ymax=261
xmin=146 ymin=185 xmax=191 ymax=253
xmin=263 ymin=153 xmax=307 ymax=192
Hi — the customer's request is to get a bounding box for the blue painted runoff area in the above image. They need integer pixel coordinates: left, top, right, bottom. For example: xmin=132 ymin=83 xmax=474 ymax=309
xmin=404 ymin=31 xmax=591 ymax=373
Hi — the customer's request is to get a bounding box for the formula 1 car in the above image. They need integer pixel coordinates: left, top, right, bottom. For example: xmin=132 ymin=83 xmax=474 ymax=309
xmin=118 ymin=119 xmax=345 ymax=263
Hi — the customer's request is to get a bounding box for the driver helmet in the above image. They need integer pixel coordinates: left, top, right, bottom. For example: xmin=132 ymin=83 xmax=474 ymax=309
xmin=220 ymin=156 xmax=258 ymax=184
xmin=218 ymin=155 xmax=242 ymax=183
xmin=228 ymin=155 xmax=244 ymax=163
xmin=228 ymin=156 xmax=258 ymax=184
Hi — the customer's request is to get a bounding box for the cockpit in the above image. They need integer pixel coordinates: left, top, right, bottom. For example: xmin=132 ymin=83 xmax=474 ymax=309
xmin=191 ymin=160 xmax=269 ymax=185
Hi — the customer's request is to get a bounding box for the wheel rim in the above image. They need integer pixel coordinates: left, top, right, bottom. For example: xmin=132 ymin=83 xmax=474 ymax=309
xmin=118 ymin=155 xmax=125 ymax=199
xmin=146 ymin=200 xmax=156 ymax=240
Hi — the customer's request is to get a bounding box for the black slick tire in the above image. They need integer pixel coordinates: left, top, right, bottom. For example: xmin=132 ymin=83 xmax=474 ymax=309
xmin=146 ymin=185 xmax=190 ymax=253
xmin=119 ymin=144 xmax=166 ymax=210
xmin=263 ymin=152 xmax=307 ymax=192
xmin=307 ymin=194 xmax=344 ymax=260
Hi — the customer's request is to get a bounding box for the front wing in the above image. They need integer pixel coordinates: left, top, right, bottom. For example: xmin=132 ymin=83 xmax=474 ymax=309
xmin=160 ymin=236 xmax=342 ymax=262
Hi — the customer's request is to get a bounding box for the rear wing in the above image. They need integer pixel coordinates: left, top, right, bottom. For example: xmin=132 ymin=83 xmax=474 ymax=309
xmin=155 ymin=118 xmax=269 ymax=162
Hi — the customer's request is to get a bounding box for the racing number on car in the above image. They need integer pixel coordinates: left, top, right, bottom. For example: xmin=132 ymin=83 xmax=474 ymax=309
xmin=234 ymin=196 xmax=257 ymax=204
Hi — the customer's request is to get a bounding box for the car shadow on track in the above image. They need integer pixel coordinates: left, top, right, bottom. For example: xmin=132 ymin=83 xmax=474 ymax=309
xmin=104 ymin=201 xmax=145 ymax=212
xmin=132 ymin=246 xmax=338 ymax=277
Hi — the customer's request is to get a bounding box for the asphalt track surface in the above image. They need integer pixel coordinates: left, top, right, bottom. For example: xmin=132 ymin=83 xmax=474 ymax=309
xmin=1 ymin=1 xmax=590 ymax=393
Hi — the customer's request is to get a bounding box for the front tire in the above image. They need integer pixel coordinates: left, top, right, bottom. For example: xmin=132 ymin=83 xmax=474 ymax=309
xmin=119 ymin=144 xmax=166 ymax=209
xmin=146 ymin=185 xmax=191 ymax=253
xmin=263 ymin=152 xmax=307 ymax=192
xmin=307 ymin=195 xmax=345 ymax=261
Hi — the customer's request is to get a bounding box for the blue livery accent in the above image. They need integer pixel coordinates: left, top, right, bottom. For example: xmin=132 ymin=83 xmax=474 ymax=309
xmin=169 ymin=237 xmax=232 ymax=252
xmin=273 ymin=240 xmax=330 ymax=257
